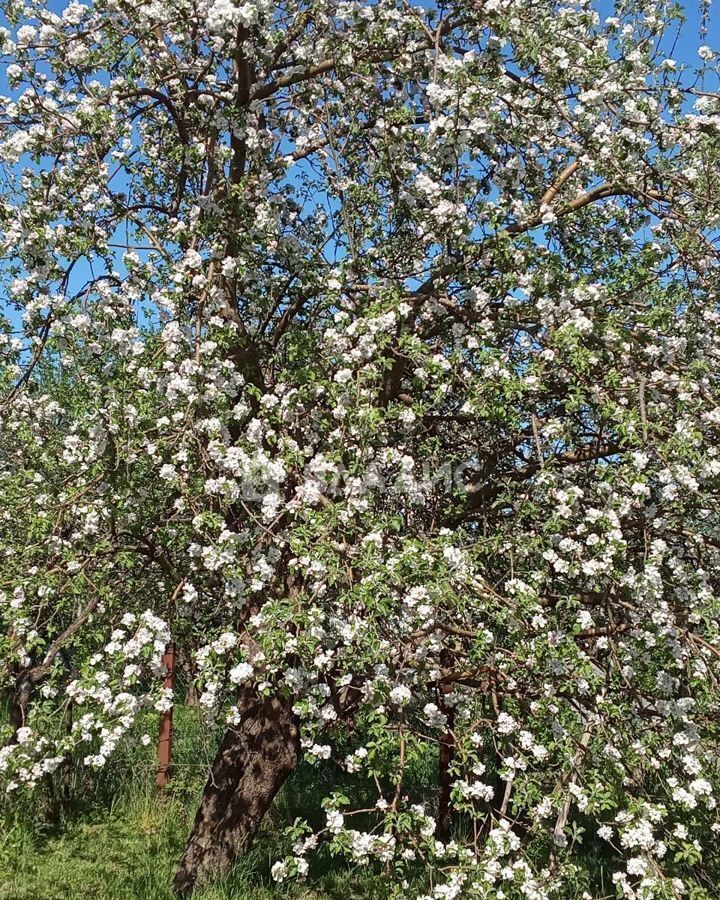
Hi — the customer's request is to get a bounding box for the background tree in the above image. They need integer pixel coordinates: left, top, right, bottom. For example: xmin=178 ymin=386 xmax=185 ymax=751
xmin=2 ymin=1 xmax=720 ymax=898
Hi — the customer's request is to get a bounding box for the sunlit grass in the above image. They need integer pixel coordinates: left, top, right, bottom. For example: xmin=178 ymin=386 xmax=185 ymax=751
xmin=0 ymin=707 xmax=389 ymax=900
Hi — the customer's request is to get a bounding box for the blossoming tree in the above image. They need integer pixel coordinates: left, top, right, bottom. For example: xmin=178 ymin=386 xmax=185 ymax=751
xmin=2 ymin=0 xmax=720 ymax=896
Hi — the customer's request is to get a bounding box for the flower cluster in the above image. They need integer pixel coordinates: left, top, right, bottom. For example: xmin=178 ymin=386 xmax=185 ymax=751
xmin=1 ymin=0 xmax=720 ymax=896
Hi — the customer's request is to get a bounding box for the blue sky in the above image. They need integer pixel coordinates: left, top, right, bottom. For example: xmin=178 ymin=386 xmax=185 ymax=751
xmin=0 ymin=0 xmax=717 ymax=339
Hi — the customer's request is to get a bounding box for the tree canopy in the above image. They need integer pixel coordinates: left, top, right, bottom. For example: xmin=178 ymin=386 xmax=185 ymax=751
xmin=2 ymin=1 xmax=720 ymax=897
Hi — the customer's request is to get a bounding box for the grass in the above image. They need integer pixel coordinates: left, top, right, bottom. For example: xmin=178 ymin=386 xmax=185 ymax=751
xmin=0 ymin=707 xmax=389 ymax=900
xmin=0 ymin=705 xmax=621 ymax=900
xmin=0 ymin=790 xmax=383 ymax=900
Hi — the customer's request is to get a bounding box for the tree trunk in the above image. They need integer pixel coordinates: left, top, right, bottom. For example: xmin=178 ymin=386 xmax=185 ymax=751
xmin=8 ymin=672 xmax=34 ymax=740
xmin=435 ymin=681 xmax=456 ymax=841
xmin=185 ymin=678 xmax=201 ymax=707
xmin=172 ymin=690 xmax=299 ymax=895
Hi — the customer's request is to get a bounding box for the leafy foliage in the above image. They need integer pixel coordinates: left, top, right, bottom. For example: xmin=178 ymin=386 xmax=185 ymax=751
xmin=1 ymin=0 xmax=720 ymax=897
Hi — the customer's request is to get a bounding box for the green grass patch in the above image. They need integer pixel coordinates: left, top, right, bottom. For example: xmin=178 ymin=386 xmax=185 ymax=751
xmin=0 ymin=707 xmax=392 ymax=900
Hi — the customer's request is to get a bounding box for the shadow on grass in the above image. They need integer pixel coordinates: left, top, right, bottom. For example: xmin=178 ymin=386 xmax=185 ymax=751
xmin=0 ymin=707 xmax=421 ymax=900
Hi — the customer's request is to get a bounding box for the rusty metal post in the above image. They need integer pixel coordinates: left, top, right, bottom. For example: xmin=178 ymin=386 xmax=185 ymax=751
xmin=156 ymin=641 xmax=175 ymax=789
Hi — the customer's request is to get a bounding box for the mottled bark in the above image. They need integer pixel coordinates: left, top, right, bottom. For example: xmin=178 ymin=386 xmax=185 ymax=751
xmin=173 ymin=690 xmax=298 ymax=895
xmin=7 ymin=672 xmax=34 ymax=740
